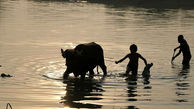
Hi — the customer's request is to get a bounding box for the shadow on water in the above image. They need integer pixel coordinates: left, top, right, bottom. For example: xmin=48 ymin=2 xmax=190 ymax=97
xmin=172 ymin=64 xmax=190 ymax=103
xmin=127 ymin=105 xmax=139 ymax=109
xmin=60 ymin=77 xmax=105 ymax=108
xmin=125 ymin=74 xmax=151 ymax=106
xmin=125 ymin=75 xmax=138 ymax=102
xmin=143 ymin=75 xmax=150 ymax=85
xmin=31 ymin=0 xmax=194 ymax=9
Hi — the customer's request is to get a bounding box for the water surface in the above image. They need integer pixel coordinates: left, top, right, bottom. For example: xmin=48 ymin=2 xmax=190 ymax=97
xmin=0 ymin=0 xmax=194 ymax=109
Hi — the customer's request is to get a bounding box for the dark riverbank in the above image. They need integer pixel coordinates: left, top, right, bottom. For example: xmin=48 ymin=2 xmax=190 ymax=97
xmin=89 ymin=0 xmax=194 ymax=8
xmin=33 ymin=0 xmax=194 ymax=9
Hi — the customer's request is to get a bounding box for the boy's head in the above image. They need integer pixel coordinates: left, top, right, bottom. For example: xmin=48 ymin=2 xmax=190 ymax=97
xmin=130 ymin=44 xmax=137 ymax=53
xmin=178 ymin=35 xmax=184 ymax=43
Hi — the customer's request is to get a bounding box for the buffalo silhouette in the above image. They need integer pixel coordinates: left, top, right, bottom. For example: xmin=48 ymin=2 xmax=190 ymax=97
xmin=61 ymin=42 xmax=107 ymax=80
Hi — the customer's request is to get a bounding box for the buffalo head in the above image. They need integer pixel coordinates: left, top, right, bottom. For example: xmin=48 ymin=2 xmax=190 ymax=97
xmin=61 ymin=48 xmax=75 ymax=59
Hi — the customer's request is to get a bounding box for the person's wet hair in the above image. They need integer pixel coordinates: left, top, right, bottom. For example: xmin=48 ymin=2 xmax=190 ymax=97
xmin=130 ymin=44 xmax=137 ymax=53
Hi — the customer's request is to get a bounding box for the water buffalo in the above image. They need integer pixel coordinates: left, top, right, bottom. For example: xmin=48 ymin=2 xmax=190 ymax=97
xmin=61 ymin=42 xmax=107 ymax=79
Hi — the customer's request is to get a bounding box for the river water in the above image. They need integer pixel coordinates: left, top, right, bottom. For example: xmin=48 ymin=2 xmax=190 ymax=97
xmin=0 ymin=0 xmax=194 ymax=109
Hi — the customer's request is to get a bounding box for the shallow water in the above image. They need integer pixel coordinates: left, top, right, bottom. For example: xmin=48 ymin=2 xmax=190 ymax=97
xmin=0 ymin=0 xmax=194 ymax=109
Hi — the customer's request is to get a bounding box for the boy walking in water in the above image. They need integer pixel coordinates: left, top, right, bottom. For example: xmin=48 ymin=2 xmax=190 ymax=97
xmin=115 ymin=44 xmax=147 ymax=75
xmin=172 ymin=35 xmax=192 ymax=66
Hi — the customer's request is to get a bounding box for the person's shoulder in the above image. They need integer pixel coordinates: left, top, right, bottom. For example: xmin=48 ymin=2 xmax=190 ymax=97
xmin=181 ymin=40 xmax=188 ymax=46
xmin=136 ymin=52 xmax=140 ymax=55
xmin=184 ymin=39 xmax=189 ymax=45
xmin=183 ymin=39 xmax=189 ymax=43
xmin=126 ymin=53 xmax=131 ymax=56
xmin=126 ymin=53 xmax=132 ymax=57
xmin=136 ymin=53 xmax=142 ymax=57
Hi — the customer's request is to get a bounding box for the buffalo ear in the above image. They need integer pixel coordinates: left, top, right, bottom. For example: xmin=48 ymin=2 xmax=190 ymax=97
xmin=61 ymin=48 xmax=64 ymax=54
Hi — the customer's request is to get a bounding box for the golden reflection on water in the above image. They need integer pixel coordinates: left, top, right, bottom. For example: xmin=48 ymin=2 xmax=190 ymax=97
xmin=1 ymin=0 xmax=194 ymax=109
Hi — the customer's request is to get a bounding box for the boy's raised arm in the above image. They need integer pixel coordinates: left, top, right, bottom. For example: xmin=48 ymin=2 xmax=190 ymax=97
xmin=115 ymin=54 xmax=129 ymax=64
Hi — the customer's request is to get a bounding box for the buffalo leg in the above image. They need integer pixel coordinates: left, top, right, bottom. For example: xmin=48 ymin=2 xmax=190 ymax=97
xmin=73 ymin=72 xmax=79 ymax=77
xmin=63 ymin=68 xmax=71 ymax=79
xmin=89 ymin=69 xmax=94 ymax=78
xmin=81 ymin=72 xmax=86 ymax=80
xmin=99 ymin=64 xmax=107 ymax=76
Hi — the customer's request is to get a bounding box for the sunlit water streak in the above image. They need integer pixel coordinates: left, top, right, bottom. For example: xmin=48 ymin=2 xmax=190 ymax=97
xmin=0 ymin=0 xmax=194 ymax=109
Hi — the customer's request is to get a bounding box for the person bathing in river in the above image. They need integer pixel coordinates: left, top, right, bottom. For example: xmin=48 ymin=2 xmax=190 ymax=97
xmin=115 ymin=44 xmax=147 ymax=76
xmin=172 ymin=35 xmax=192 ymax=66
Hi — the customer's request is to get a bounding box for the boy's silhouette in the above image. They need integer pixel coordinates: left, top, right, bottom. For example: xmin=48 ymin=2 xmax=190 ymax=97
xmin=115 ymin=44 xmax=147 ymax=75
xmin=172 ymin=35 xmax=192 ymax=66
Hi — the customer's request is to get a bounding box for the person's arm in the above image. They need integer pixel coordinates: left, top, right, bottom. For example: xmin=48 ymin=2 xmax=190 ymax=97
xmin=139 ymin=54 xmax=147 ymax=66
xmin=172 ymin=49 xmax=181 ymax=61
xmin=174 ymin=46 xmax=180 ymax=51
xmin=115 ymin=54 xmax=129 ymax=64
